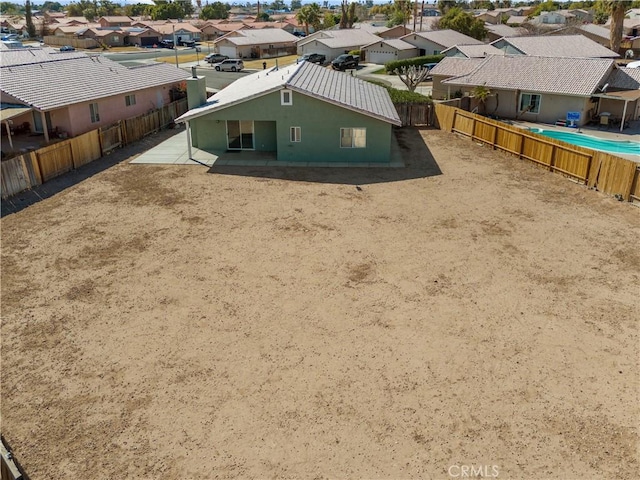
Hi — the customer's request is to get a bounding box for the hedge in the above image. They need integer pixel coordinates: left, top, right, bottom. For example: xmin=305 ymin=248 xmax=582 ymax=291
xmin=384 ymin=54 xmax=445 ymax=73
xmin=366 ymin=80 xmax=432 ymax=103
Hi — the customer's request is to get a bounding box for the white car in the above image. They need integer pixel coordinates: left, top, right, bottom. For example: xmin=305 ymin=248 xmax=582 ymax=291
xmin=214 ymin=59 xmax=244 ymax=72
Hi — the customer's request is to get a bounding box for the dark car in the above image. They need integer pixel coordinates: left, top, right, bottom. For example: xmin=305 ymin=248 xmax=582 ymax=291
xmin=205 ymin=53 xmax=229 ymax=64
xmin=59 ymin=45 xmax=75 ymax=52
xmin=299 ymin=53 xmax=326 ymax=64
xmin=293 ymin=31 xmax=306 ymax=37
xmin=158 ymin=40 xmax=174 ymax=49
xmin=331 ymin=54 xmax=359 ymax=71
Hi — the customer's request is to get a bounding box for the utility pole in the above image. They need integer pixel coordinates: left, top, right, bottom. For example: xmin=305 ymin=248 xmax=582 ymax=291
xmin=173 ymin=24 xmax=179 ymax=67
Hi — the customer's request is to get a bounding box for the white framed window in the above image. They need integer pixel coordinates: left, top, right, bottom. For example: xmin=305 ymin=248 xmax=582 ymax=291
xmin=89 ymin=103 xmax=100 ymax=123
xmin=519 ymin=92 xmax=541 ymax=114
xmin=290 ymin=126 xmax=301 ymax=142
xmin=281 ymin=89 xmax=292 ymax=105
xmin=340 ymin=127 xmax=366 ymax=148
xmin=125 ymin=94 xmax=136 ymax=107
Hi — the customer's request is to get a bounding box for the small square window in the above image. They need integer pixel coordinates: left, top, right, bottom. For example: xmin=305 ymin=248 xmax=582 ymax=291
xmin=125 ymin=94 xmax=136 ymax=107
xmin=340 ymin=127 xmax=366 ymax=148
xmin=290 ymin=126 xmax=301 ymax=142
xmin=281 ymin=89 xmax=292 ymax=105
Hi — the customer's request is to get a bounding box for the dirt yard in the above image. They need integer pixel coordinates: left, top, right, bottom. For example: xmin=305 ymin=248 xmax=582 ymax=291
xmin=2 ymin=128 xmax=638 ymax=479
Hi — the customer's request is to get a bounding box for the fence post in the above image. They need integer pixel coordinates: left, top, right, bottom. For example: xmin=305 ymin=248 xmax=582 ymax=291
xmin=549 ymin=145 xmax=555 ymax=172
xmin=492 ymin=124 xmax=498 ymax=149
xmin=518 ymin=133 xmax=524 ymax=159
xmin=584 ymin=154 xmax=593 ymax=185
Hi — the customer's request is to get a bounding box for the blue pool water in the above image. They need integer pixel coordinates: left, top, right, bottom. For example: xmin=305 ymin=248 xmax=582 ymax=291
xmin=529 ymin=128 xmax=640 ymax=156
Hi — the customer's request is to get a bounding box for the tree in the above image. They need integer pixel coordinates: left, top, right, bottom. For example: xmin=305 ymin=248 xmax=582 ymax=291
xmin=528 ymin=0 xmax=558 ymax=18
xmin=0 ymin=2 xmax=21 ymax=15
xmin=270 ymin=0 xmax=285 ymax=10
xmin=41 ymin=1 xmax=65 ymax=12
xmin=83 ymin=7 xmax=96 ymax=21
xmin=296 ymin=3 xmax=321 ymax=34
xmin=386 ymin=0 xmax=412 ymax=28
xmin=200 ymin=1 xmax=230 ymax=20
xmin=150 ymin=0 xmax=186 ymax=20
xmin=437 ymin=6 xmax=487 ymax=41
xmin=25 ymin=0 xmax=36 ymax=38
xmin=394 ymin=65 xmax=431 ymax=92
xmin=323 ymin=11 xmax=336 ymax=29
xmin=338 ymin=0 xmax=357 ymax=28
xmin=66 ymin=0 xmax=96 ymax=17
xmin=604 ymin=0 xmax=632 ymax=53
xmin=256 ymin=12 xmax=271 ymax=21
xmin=124 ymin=3 xmax=151 ymax=16
xmin=290 ymin=0 xmax=302 ymax=10
xmin=472 ymin=85 xmax=490 ymax=115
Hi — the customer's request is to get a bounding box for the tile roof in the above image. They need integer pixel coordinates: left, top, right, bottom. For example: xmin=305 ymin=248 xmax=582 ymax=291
xmin=429 ymin=57 xmax=484 ymax=77
xmin=606 ymin=67 xmax=640 ymax=90
xmin=492 ymin=35 xmax=619 ymax=58
xmin=442 ymin=44 xmax=505 ymax=58
xmin=176 ymin=61 xmax=401 ymax=126
xmin=0 ymin=48 xmax=188 ymax=110
xmin=442 ymin=55 xmax=614 ymax=96
xmin=485 ymin=24 xmax=527 ymax=37
xmin=216 ymin=28 xmax=297 ymax=45
xmin=298 ymin=29 xmax=380 ymax=49
xmin=362 ymin=38 xmax=417 ymax=50
xmin=403 ymin=29 xmax=483 ymax=48
xmin=577 ymin=23 xmax=610 ymax=41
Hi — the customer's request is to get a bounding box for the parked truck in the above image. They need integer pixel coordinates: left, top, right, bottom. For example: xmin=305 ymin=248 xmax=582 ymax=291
xmin=331 ymin=54 xmax=359 ymax=71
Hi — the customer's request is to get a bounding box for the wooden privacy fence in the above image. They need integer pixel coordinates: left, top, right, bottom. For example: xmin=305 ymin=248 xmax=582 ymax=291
xmin=394 ymin=103 xmax=433 ymax=126
xmin=1 ymin=99 xmax=187 ymax=199
xmin=434 ymin=104 xmax=640 ymax=203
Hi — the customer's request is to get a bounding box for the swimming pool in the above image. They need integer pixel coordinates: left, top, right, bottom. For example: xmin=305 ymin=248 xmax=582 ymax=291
xmin=528 ymin=128 xmax=640 ymax=156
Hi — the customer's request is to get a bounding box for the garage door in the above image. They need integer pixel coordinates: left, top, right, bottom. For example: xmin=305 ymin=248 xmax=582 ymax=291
xmin=140 ymin=37 xmax=158 ymax=47
xmin=368 ymin=50 xmax=396 ymax=65
xmin=219 ymin=46 xmax=237 ymax=58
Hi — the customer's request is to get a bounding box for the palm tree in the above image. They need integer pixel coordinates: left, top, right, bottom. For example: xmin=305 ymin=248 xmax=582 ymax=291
xmin=472 ymin=85 xmax=491 ymax=115
xmin=607 ymin=0 xmax=632 ymax=54
xmin=296 ymin=3 xmax=321 ymax=35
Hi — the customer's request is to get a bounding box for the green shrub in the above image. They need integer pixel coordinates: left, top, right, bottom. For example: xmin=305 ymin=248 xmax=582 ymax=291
xmin=348 ymin=49 xmax=361 ymax=56
xmin=366 ymin=80 xmax=432 ymax=103
xmin=384 ymin=54 xmax=444 ymax=74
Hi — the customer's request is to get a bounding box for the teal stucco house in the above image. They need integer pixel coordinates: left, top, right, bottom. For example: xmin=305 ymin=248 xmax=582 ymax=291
xmin=175 ymin=61 xmax=402 ymax=164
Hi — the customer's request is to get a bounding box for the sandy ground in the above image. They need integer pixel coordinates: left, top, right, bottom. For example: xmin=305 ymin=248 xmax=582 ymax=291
xmin=1 ymin=128 xmax=639 ymax=479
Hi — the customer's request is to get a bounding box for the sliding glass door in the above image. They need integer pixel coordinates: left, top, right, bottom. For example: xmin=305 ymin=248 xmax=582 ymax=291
xmin=226 ymin=120 xmax=254 ymax=150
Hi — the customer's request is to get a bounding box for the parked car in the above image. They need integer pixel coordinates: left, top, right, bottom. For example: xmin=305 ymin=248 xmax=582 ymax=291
xmin=59 ymin=45 xmax=75 ymax=52
xmin=157 ymin=40 xmax=174 ymax=49
xmin=214 ymin=59 xmax=244 ymax=72
xmin=205 ymin=53 xmax=229 ymax=64
xmin=293 ymin=31 xmax=306 ymax=37
xmin=299 ymin=53 xmax=326 ymax=64
xmin=180 ymin=39 xmax=196 ymax=47
xmin=331 ymin=54 xmax=359 ymax=71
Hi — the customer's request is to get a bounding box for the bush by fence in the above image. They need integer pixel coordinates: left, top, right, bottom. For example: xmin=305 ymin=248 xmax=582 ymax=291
xmin=384 ymin=54 xmax=444 ymax=74
xmin=434 ymin=104 xmax=640 ymax=203
xmin=1 ymin=99 xmax=188 ymax=199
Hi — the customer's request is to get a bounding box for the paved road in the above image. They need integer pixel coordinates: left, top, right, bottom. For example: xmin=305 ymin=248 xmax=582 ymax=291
xmin=103 ymin=47 xmax=200 ymax=63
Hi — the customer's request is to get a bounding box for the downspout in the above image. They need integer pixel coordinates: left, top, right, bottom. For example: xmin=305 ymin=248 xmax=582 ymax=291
xmin=4 ymin=121 xmax=13 ymax=149
xmin=186 ymin=120 xmax=193 ymax=159
xmin=41 ymin=111 xmax=50 ymax=143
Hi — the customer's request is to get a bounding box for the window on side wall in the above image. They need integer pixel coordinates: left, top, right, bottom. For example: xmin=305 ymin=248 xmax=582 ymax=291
xmin=519 ymin=93 xmax=541 ymax=114
xmin=125 ymin=94 xmax=136 ymax=106
xmin=281 ymin=89 xmax=292 ymax=105
xmin=290 ymin=126 xmax=301 ymax=142
xmin=89 ymin=102 xmax=100 ymax=123
xmin=340 ymin=127 xmax=366 ymax=148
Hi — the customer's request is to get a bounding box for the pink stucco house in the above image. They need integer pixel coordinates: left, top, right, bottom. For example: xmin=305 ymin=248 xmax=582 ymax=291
xmin=0 ymin=47 xmax=188 ymax=143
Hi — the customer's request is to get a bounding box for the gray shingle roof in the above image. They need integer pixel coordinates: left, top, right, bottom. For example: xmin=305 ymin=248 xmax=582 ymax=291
xmin=442 ymin=44 xmax=505 ymax=58
xmin=0 ymin=48 xmax=188 ymax=110
xmin=577 ymin=23 xmax=610 ymax=41
xmin=442 ymin=55 xmax=614 ymax=96
xmin=176 ymin=61 xmax=401 ymax=126
xmin=491 ymin=35 xmax=619 ymax=58
xmin=429 ymin=57 xmax=485 ymax=77
xmin=362 ymin=38 xmax=416 ymax=50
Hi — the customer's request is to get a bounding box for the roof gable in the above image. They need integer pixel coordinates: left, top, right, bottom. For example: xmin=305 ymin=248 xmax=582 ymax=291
xmin=402 ymin=29 xmax=483 ymax=48
xmin=491 ymin=35 xmax=619 ymax=58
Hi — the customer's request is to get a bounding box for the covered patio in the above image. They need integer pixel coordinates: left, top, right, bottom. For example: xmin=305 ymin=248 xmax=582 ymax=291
xmin=594 ymin=89 xmax=640 ymax=132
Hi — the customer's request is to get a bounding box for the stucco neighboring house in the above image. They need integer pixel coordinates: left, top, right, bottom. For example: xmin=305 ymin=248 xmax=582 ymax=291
xmin=199 ymin=21 xmax=248 ymax=40
xmin=490 ymin=35 xmax=619 ymax=58
xmin=125 ymin=27 xmax=161 ymax=47
xmin=0 ymin=48 xmax=187 ymax=144
xmin=530 ymin=11 xmax=567 ymax=26
xmin=400 ymin=29 xmax=484 ymax=56
xmin=546 ymin=24 xmax=610 ymax=50
xmin=596 ymin=67 xmax=640 ymax=124
xmin=98 ymin=16 xmax=133 ymax=28
xmin=175 ymin=61 xmax=401 ymax=164
xmin=214 ymin=28 xmax=298 ymax=59
xmin=361 ymin=38 xmax=419 ymax=64
xmin=379 ymin=25 xmax=413 ymax=39
xmin=441 ymin=43 xmax=505 ymax=58
xmin=429 ymin=57 xmax=485 ymax=99
xmin=154 ymin=22 xmax=202 ymax=43
xmin=438 ymin=55 xmax=629 ymax=126
xmin=295 ymin=28 xmax=380 ymax=60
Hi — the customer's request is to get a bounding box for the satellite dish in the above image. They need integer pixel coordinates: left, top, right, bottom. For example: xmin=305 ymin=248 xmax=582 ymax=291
xmin=625 ymin=49 xmax=635 ymax=59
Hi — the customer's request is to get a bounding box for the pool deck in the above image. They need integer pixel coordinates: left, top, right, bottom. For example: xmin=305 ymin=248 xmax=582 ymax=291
xmin=510 ymin=119 xmax=640 ymax=162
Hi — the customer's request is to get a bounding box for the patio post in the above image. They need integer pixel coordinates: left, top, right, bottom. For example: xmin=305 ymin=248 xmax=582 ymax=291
xmin=186 ymin=120 xmax=193 ymax=160
xmin=3 ymin=121 xmax=13 ymax=149
xmin=620 ymin=100 xmax=629 ymax=132
xmin=41 ymin=111 xmax=50 ymax=143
